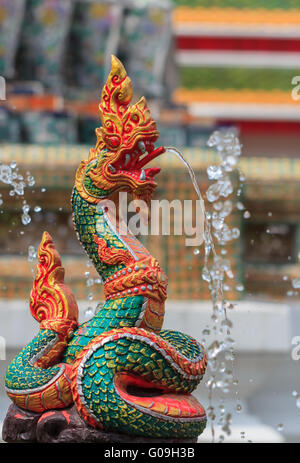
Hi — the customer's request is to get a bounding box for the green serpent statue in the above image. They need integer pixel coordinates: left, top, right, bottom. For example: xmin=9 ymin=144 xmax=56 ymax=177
xmin=5 ymin=56 xmax=207 ymax=440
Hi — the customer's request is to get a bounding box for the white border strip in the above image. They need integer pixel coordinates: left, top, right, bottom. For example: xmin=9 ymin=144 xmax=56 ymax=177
xmin=177 ymin=50 xmax=300 ymax=69
xmin=174 ymin=24 xmax=300 ymax=38
xmin=188 ymin=102 xmax=300 ymax=121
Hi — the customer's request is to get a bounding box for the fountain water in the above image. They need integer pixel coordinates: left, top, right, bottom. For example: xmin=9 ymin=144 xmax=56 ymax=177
xmin=164 ymin=131 xmax=244 ymax=441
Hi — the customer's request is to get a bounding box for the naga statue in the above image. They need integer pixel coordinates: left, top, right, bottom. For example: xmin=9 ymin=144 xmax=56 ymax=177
xmin=3 ymin=56 xmax=207 ymax=442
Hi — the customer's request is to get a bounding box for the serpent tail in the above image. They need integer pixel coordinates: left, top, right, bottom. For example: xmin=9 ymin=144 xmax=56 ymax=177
xmin=5 ymin=232 xmax=78 ymax=412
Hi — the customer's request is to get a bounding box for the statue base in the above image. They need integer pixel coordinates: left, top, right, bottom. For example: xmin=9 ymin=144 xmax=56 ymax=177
xmin=2 ymin=404 xmax=198 ymax=443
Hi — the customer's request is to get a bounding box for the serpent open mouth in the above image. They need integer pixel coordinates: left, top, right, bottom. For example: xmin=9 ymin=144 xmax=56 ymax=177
xmin=115 ymin=373 xmax=206 ymax=422
xmin=107 ymin=141 xmax=165 ymax=184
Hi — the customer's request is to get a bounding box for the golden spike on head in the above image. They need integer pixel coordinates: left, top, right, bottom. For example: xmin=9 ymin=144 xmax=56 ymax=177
xmin=92 ymin=55 xmax=158 ymax=157
xmin=94 ymin=55 xmax=133 ymax=154
xmin=100 ymin=55 xmax=132 ymax=120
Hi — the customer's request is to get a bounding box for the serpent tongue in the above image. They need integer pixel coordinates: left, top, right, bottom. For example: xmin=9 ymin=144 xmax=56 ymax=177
xmin=128 ymin=392 xmax=206 ymax=419
xmin=144 ymin=167 xmax=161 ymax=178
xmin=115 ymin=373 xmax=206 ymax=420
xmin=135 ymin=146 xmax=165 ymax=169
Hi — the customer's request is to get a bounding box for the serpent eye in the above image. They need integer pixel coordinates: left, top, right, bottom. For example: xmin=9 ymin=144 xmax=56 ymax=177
xmin=104 ymin=134 xmax=121 ymax=150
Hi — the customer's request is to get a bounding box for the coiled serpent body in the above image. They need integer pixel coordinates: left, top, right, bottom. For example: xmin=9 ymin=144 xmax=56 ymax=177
xmin=5 ymin=56 xmax=207 ymax=439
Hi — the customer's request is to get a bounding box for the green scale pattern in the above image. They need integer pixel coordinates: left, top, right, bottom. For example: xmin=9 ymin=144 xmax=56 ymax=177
xmin=5 ymin=330 xmax=61 ymax=391
xmin=64 ymin=296 xmax=146 ymax=364
xmin=71 ymin=187 xmax=129 ymax=280
xmin=80 ymin=336 xmax=205 ymax=438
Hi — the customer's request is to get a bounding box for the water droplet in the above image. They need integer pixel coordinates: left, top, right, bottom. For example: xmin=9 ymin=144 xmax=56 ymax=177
xmin=219 ymin=178 xmax=233 ymax=198
xmin=292 ymin=277 xmax=300 ymax=289
xmin=206 ymin=183 xmax=220 ymax=203
xmin=84 ymin=307 xmax=94 ymax=318
xmin=21 ymin=214 xmax=31 ymax=226
xmin=205 ymin=377 xmax=216 ymax=389
xmin=202 ymin=267 xmax=211 ymax=283
xmin=236 ymin=403 xmax=243 ymax=413
xmin=207 ymin=165 xmax=223 ymax=180
xmin=0 ymin=165 xmax=12 ymax=184
xmin=213 ymin=201 xmax=223 ymax=211
xmin=232 ymin=228 xmax=240 ymax=239
xmin=14 ymin=182 xmax=25 ymax=196
xmin=221 ymin=318 xmax=233 ymax=328
xmin=243 ymin=211 xmax=251 ymax=219
xmin=212 ymin=217 xmax=224 ymax=231
xmin=27 ymin=245 xmax=37 ymax=262
xmin=219 ymin=200 xmax=232 ymax=218
xmin=225 ymin=351 xmax=235 ymax=362
xmin=208 ymin=340 xmax=227 ymax=359
xmin=26 ymin=173 xmax=35 ymax=186
xmin=193 ymin=248 xmax=200 ymax=255
xmin=34 ymin=206 xmax=42 ymax=213
xmin=235 ymin=283 xmax=244 ymax=292
xmin=207 ymin=131 xmax=221 ymax=147
xmin=22 ymin=204 xmax=30 ymax=214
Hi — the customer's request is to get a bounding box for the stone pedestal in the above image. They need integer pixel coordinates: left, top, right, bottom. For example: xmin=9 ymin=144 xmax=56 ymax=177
xmin=2 ymin=404 xmax=197 ymax=443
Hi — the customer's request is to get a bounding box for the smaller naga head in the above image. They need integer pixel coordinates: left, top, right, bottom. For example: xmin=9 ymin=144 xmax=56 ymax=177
xmin=75 ymin=55 xmax=165 ymax=204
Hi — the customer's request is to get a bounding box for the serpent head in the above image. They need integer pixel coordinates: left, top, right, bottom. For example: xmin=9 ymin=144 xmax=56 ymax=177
xmin=75 ymin=55 xmax=165 ymax=204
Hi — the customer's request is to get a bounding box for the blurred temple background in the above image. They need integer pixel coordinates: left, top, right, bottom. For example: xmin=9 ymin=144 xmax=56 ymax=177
xmin=1 ymin=0 xmax=300 ymax=443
